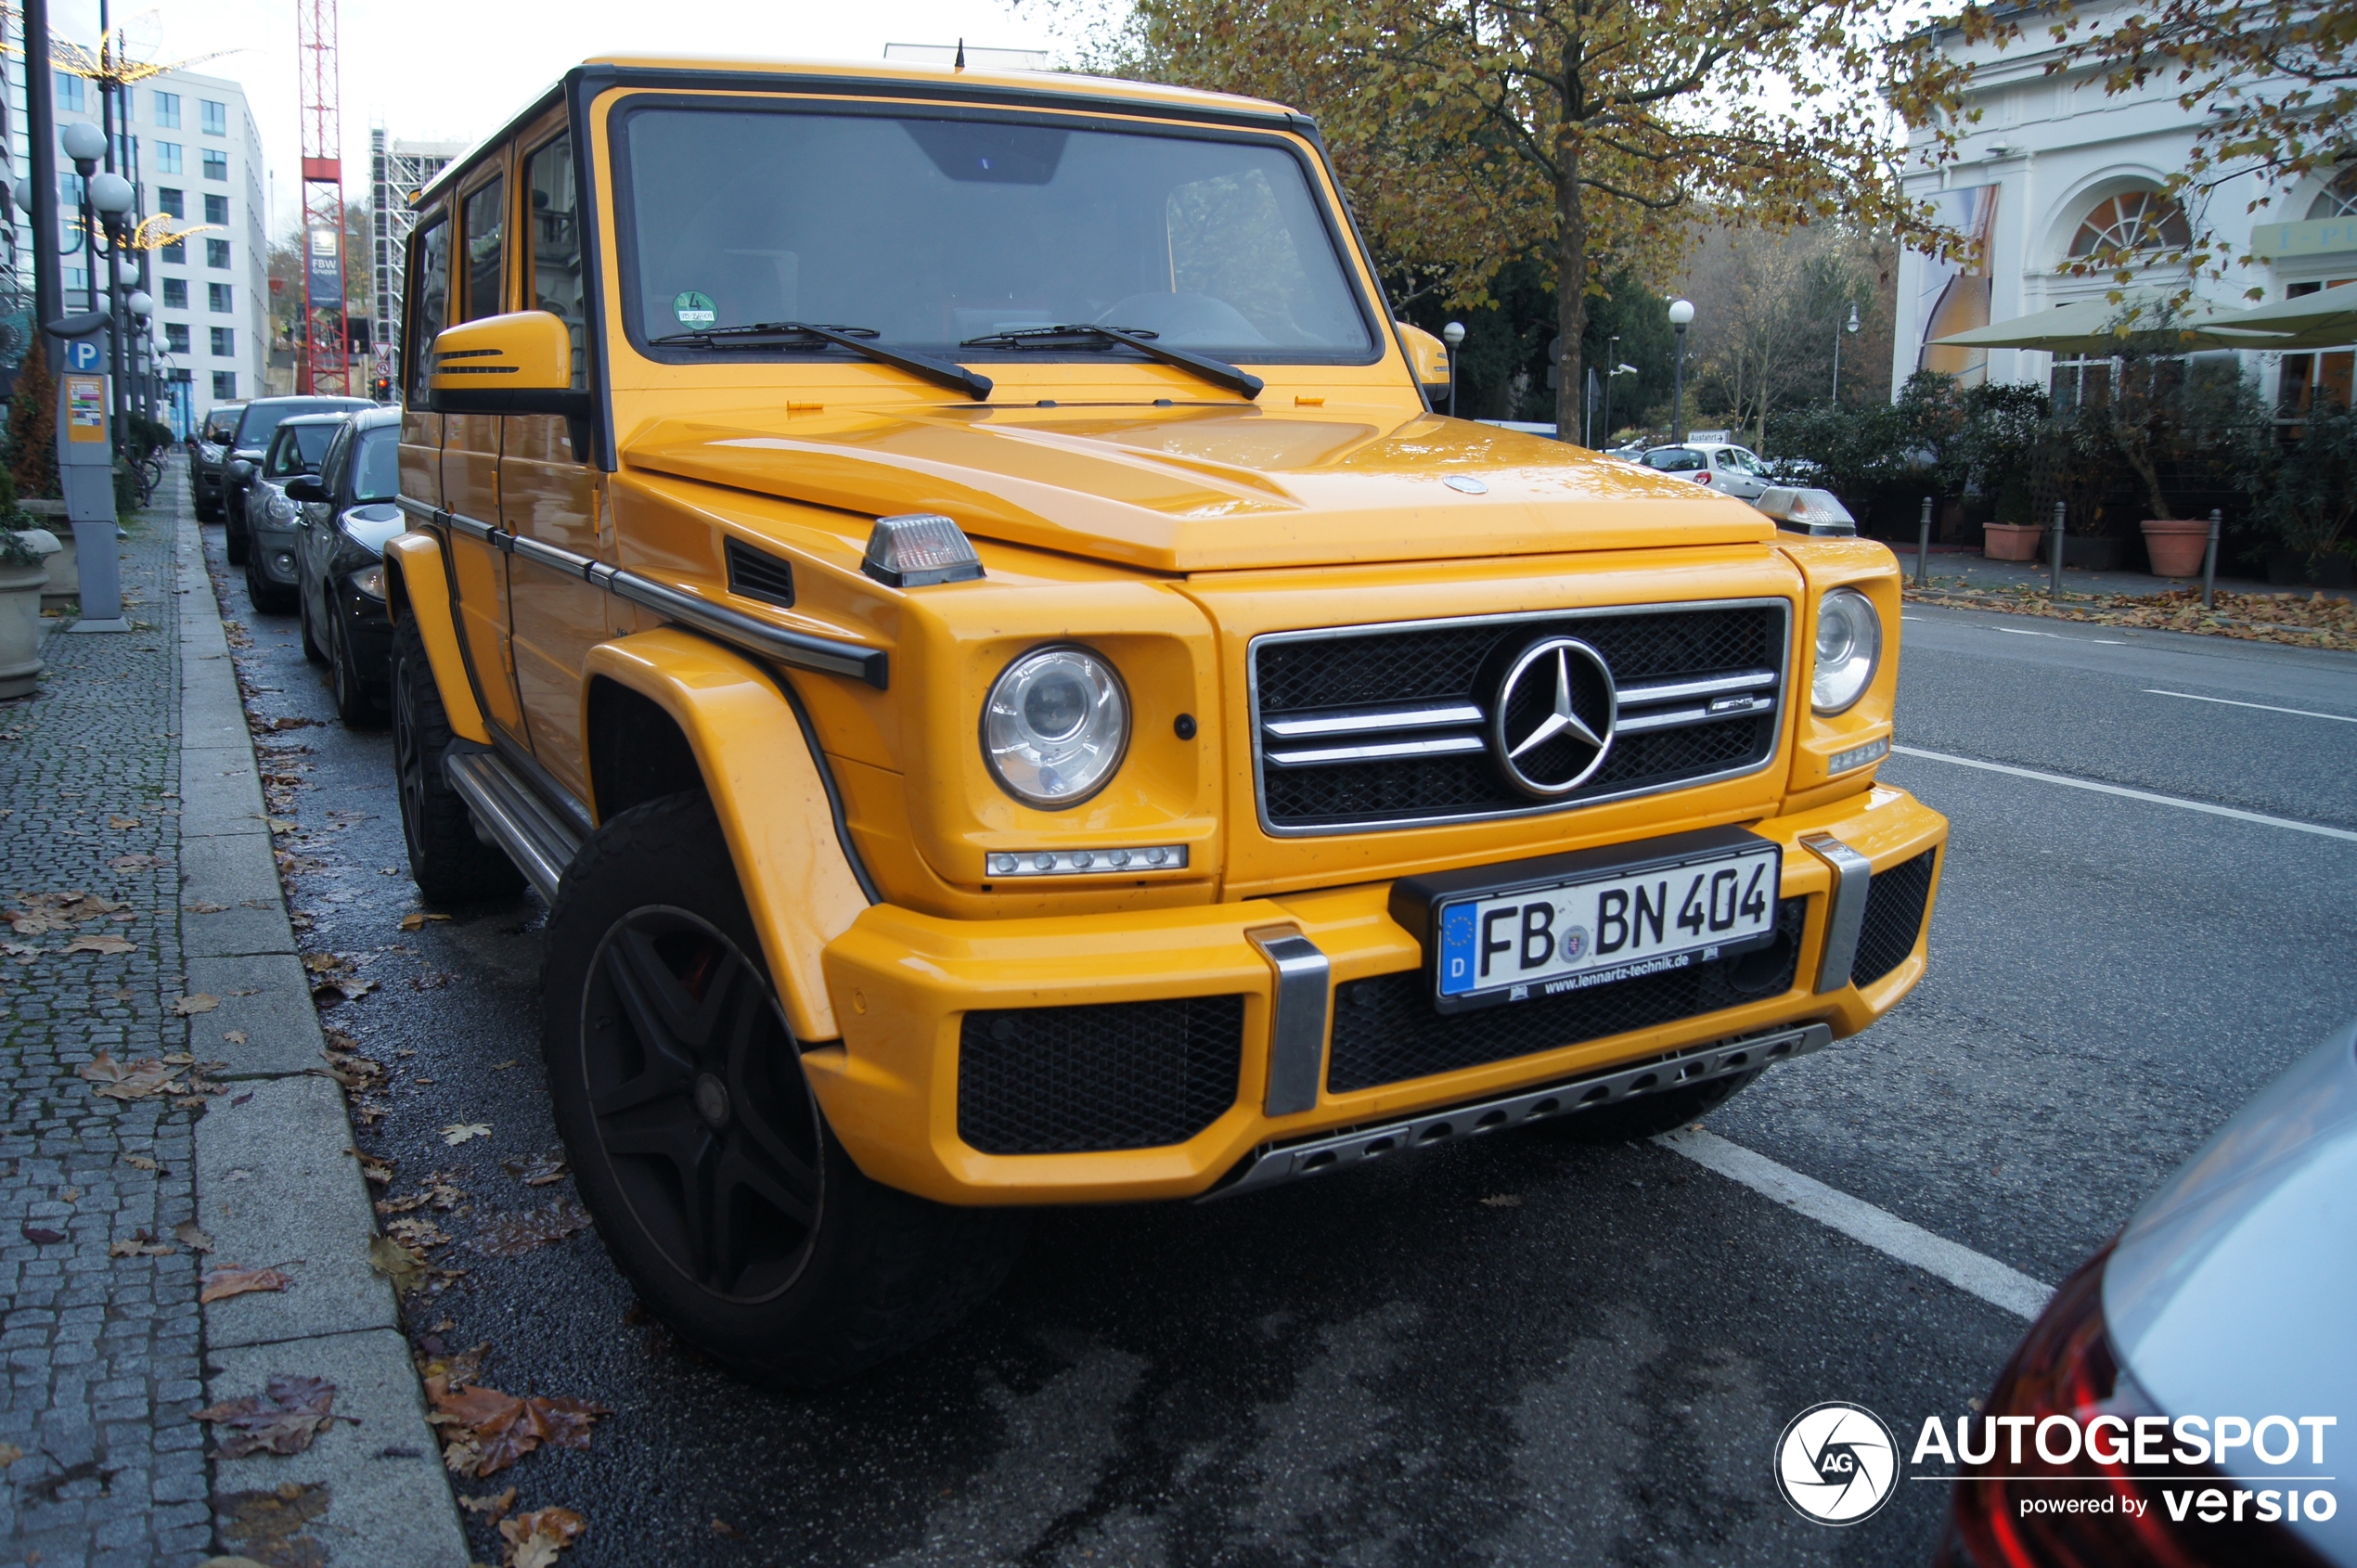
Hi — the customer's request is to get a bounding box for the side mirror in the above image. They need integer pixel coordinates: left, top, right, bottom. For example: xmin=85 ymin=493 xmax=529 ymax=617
xmin=285 ymin=475 xmax=330 ymax=505
xmin=1396 ymin=321 xmax=1451 ymax=403
xmin=427 ymin=311 xmax=586 ymax=417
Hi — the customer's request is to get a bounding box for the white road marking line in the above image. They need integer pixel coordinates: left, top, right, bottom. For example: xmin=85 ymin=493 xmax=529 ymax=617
xmin=1990 ymin=626 xmax=2057 ymax=637
xmin=1658 ymin=1129 xmax=2054 ymax=1321
xmin=1891 ymin=745 xmax=2357 ymax=844
xmin=2145 ymin=688 xmax=2357 ymax=724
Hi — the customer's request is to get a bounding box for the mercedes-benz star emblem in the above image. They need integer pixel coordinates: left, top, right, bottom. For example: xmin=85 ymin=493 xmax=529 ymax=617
xmin=1489 ymin=636 xmax=1617 ymax=797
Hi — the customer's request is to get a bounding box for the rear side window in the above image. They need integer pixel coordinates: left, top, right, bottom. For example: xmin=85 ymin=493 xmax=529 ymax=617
xmin=1645 ymin=447 xmax=1704 ymax=473
xmin=525 ymin=135 xmax=586 ymax=390
xmin=462 ymin=176 xmax=506 ymax=322
xmin=407 ymin=216 xmax=451 ymax=405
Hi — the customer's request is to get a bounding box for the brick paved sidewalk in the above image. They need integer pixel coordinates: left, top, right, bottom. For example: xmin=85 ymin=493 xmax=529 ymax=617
xmin=0 ymin=470 xmax=211 ymax=1566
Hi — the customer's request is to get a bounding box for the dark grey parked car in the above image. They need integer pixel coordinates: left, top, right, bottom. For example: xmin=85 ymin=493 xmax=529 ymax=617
xmin=1941 ymin=1019 xmax=2357 ymax=1566
xmin=191 ymin=403 xmax=242 ymax=522
xmin=289 ymin=406 xmax=403 ymax=725
xmin=220 ymin=395 xmax=370 ymax=565
xmin=241 ymin=414 xmax=348 ymax=614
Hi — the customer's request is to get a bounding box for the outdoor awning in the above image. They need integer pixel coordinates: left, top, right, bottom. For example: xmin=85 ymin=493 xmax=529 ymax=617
xmin=1928 ymin=293 xmax=2261 ymax=353
xmin=2196 ymin=286 xmax=2357 ymax=351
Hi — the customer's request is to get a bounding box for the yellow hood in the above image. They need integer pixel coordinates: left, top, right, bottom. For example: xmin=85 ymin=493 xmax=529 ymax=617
xmin=624 ymin=403 xmax=1772 ymax=573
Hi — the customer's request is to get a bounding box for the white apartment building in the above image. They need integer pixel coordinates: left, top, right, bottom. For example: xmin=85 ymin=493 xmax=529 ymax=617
xmin=1892 ymin=7 xmax=2350 ymax=414
xmin=32 ymin=61 xmax=270 ymax=434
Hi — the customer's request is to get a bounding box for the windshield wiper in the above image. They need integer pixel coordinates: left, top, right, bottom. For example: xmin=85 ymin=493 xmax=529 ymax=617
xmin=958 ymin=324 xmax=1263 ymax=400
xmin=648 ymin=321 xmax=993 ymax=401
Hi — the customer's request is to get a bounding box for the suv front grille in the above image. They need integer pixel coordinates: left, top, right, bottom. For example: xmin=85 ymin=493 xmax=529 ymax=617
xmin=958 ymin=995 xmax=1245 ymax=1154
xmin=1251 ymin=601 xmax=1789 ymax=833
xmin=1327 ymin=897 xmax=1808 ymax=1092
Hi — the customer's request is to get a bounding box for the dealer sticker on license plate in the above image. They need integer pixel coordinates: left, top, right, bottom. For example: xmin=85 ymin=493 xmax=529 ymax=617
xmin=1435 ymin=840 xmax=1781 ymax=1008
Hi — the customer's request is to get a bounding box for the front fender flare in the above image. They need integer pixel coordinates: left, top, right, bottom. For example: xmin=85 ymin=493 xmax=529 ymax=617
xmin=582 ymin=629 xmax=872 ymax=1043
xmin=381 ymin=531 xmax=490 ymax=746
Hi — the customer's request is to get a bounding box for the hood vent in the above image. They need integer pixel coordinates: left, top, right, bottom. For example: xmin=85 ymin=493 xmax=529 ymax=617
xmin=724 ymin=538 xmax=796 ymax=610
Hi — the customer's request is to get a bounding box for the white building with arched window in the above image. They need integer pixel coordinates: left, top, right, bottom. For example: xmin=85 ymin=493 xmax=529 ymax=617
xmin=1889 ymin=9 xmax=2350 ymax=415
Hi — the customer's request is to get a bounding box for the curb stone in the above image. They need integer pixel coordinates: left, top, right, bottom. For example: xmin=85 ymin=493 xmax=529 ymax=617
xmin=175 ymin=505 xmax=469 ymax=1567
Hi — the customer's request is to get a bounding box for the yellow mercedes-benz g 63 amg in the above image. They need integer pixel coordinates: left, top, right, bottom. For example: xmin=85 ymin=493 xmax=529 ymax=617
xmin=386 ymin=55 xmax=1947 ymax=1385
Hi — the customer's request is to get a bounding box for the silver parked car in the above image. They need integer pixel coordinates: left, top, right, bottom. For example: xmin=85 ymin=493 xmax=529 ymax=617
xmin=241 ymin=413 xmax=352 ymax=614
xmin=1639 ymin=442 xmax=1774 ymax=500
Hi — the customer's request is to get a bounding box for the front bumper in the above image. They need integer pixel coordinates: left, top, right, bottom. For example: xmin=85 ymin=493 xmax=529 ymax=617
xmin=249 ymin=522 xmax=301 ymax=585
xmin=810 ymin=782 xmax=1948 ymax=1205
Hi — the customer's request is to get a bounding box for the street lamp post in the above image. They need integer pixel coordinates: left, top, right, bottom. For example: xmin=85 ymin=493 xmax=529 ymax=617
xmin=1602 ymin=334 xmax=1619 ymax=447
xmin=61 ymin=122 xmax=137 ymax=462
xmin=1668 ymin=298 xmax=1695 ymax=443
xmin=1831 ymin=301 xmax=1861 ymax=404
xmin=1441 ymin=321 xmax=1465 ymax=418
xmin=126 ymin=289 xmax=153 ymax=433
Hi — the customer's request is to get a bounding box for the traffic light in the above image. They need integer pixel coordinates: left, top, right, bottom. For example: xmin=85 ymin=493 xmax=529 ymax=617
xmin=372 ymin=375 xmax=393 ymax=403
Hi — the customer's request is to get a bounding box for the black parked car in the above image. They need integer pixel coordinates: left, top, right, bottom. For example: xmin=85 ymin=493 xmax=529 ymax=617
xmin=289 ymin=406 xmax=404 ymax=724
xmin=191 ymin=403 xmax=243 ymax=521
xmin=220 ymin=395 xmax=370 ymax=565
xmin=241 ymin=414 xmax=350 ymax=614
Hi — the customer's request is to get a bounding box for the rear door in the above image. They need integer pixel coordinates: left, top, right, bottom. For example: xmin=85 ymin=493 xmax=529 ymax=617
xmin=499 ymin=124 xmax=608 ymax=801
xmin=439 ymin=158 xmax=530 ymax=741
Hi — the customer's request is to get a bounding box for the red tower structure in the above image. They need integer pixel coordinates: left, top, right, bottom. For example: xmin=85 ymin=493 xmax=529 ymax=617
xmin=296 ymin=0 xmax=350 ymax=394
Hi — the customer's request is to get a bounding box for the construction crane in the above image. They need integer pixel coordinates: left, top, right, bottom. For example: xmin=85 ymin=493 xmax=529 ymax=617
xmin=296 ymin=0 xmax=349 ymax=394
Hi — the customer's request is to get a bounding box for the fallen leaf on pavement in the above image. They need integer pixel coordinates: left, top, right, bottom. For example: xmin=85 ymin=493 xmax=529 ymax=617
xmin=6 ymin=890 xmax=131 ymax=933
xmin=459 ymin=1485 xmax=517 ymax=1525
xmin=63 ymin=933 xmax=135 ymax=956
xmin=442 ymin=1124 xmax=491 ymax=1146
xmin=173 ymin=994 xmax=220 ymax=1015
xmin=185 ymin=900 xmax=227 ymax=913
xmin=109 ymin=853 xmax=161 ymax=871
xmin=109 ymin=1229 xmax=176 ymax=1257
xmin=378 ymin=1170 xmax=465 ymax=1214
xmin=122 ymin=1155 xmax=158 ymax=1171
xmin=108 ymin=815 xmax=140 ymax=829
xmin=712 ymin=1517 xmax=742 ymax=1537
xmin=174 ymin=1221 xmax=216 ymax=1253
xmin=224 ymin=1030 xmax=248 ymax=1045
xmin=0 ymin=1443 xmax=20 ymax=1466
xmin=347 ymin=1149 xmax=396 ymax=1185
xmin=387 ymin=1216 xmax=452 ymax=1250
xmin=21 ymin=1224 xmax=65 ymax=1244
xmin=470 ymin=1200 xmax=593 ymax=1259
xmin=500 ymin=1152 xmax=569 ymax=1187
xmin=416 ymin=1342 xmax=488 ymax=1391
xmin=313 ymin=976 xmax=377 ymax=1004
xmin=427 ymin=1382 xmax=610 ymax=1478
xmin=77 ymin=1052 xmax=181 ymax=1099
xmin=200 ymin=1265 xmax=294 ymax=1304
xmin=501 ymin=1506 xmax=586 ymax=1568
xmin=1 ymin=940 xmax=36 ymax=958
xmin=193 ymin=1375 xmax=344 ymax=1457
xmin=1479 ymin=1193 xmax=1522 ymax=1208
xmin=264 ymin=816 xmax=301 ymax=833
xmin=492 ymin=1059 xmax=519 ymax=1070
xmin=367 ymin=1234 xmax=431 ymax=1292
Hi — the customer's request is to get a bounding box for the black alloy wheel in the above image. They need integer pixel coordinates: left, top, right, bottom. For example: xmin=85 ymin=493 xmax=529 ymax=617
xmin=328 ymin=606 xmax=377 ymax=726
xmin=578 ymin=906 xmax=824 ymax=1301
xmin=224 ymin=496 xmax=249 ymax=564
xmin=299 ymin=582 xmax=326 ymax=662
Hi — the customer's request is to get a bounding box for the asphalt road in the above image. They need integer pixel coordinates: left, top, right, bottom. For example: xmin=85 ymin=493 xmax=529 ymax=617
xmin=206 ymin=534 xmax=2357 ymax=1568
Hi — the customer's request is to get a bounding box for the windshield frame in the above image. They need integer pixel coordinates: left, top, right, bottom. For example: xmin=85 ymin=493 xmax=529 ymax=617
xmin=605 ymin=94 xmax=1386 ymax=372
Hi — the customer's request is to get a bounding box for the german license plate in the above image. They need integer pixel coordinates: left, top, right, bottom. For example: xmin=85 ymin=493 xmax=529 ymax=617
xmin=1434 ymin=839 xmax=1781 ymax=1009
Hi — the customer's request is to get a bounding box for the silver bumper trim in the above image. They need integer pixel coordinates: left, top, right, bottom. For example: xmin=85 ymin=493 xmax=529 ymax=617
xmin=1200 ymin=1022 xmax=1833 ymax=1202
xmin=1799 ymin=833 xmax=1873 ymax=993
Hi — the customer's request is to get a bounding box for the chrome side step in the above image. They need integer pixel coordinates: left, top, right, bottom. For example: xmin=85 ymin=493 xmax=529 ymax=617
xmin=443 ymin=748 xmax=584 ymax=903
xmin=1201 ymin=1022 xmax=1833 ymax=1202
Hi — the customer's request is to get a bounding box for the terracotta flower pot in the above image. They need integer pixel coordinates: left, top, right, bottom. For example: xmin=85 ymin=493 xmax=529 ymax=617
xmin=2140 ymin=519 xmax=2210 ymax=579
xmin=1983 ymin=522 xmax=2042 ymax=561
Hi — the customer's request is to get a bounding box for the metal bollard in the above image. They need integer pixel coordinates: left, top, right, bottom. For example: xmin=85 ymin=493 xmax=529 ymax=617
xmin=2201 ymin=508 xmax=2222 ymax=610
xmin=2050 ymin=500 xmax=2066 ymax=598
xmin=1916 ymin=496 xmax=1932 ymax=588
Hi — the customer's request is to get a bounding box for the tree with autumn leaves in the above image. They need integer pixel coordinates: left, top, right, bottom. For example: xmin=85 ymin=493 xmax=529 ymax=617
xmin=1097 ymin=0 xmax=1967 ymax=437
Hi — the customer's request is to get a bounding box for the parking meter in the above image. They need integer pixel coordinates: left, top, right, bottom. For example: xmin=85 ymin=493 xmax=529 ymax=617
xmin=49 ymin=314 xmax=126 ymax=632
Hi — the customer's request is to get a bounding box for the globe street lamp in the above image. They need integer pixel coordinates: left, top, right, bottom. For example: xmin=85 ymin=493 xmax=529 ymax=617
xmin=1441 ymin=321 xmax=1465 ymax=417
xmin=1832 ymin=300 xmax=1861 ymax=404
xmin=127 ymin=289 xmax=154 ymax=430
xmin=1668 ymin=298 xmax=1695 ymax=443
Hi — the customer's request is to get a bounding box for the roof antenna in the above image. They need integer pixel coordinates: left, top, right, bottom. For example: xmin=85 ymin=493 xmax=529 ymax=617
xmin=954 ymin=37 xmax=966 ymax=71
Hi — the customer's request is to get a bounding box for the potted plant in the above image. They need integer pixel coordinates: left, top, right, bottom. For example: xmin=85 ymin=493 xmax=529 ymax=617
xmin=0 ymin=525 xmax=63 ymax=700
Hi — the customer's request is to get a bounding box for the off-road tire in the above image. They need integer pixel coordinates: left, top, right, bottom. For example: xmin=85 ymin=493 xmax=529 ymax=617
xmin=543 ymin=790 xmax=1027 ymax=1388
xmin=391 ymin=616 xmax=522 ymax=903
xmin=1543 ymin=1068 xmax=1763 ymax=1145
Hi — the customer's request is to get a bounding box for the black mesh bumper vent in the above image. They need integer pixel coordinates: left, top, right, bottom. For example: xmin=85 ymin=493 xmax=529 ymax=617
xmin=1849 ymin=849 xmax=1936 ymax=988
xmin=957 ymin=996 xmax=1246 ymax=1155
xmin=1327 ymin=897 xmax=1808 ymax=1093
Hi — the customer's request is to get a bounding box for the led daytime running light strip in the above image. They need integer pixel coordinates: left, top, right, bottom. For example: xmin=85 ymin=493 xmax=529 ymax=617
xmin=986 ymin=846 xmax=1190 ymax=878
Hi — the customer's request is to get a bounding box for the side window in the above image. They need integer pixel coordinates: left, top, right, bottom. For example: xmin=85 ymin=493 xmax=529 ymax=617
xmin=524 ymin=135 xmax=586 ymax=390
xmin=406 ymin=214 xmax=451 ymax=405
xmin=461 ymin=176 xmax=506 ymax=322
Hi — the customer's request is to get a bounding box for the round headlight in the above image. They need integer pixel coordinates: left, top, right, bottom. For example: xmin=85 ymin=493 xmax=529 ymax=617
xmin=267 ymin=492 xmax=295 ymax=523
xmin=1810 ymin=586 xmax=1882 ymax=713
xmin=983 ymin=646 xmax=1128 ymax=807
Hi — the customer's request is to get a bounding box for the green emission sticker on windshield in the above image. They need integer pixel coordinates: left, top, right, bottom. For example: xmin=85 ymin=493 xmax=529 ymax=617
xmin=672 ymin=290 xmax=716 ymax=327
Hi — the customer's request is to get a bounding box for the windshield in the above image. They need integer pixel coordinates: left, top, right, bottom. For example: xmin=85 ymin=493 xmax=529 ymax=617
xmin=203 ymin=409 xmax=240 ymax=442
xmin=236 ymin=399 xmax=364 ymax=452
xmin=350 ymin=427 xmax=399 ymax=503
xmin=267 ymin=423 xmax=339 ymax=476
xmin=616 ymin=107 xmax=1375 ymax=363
